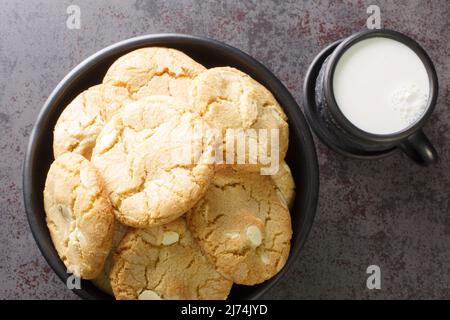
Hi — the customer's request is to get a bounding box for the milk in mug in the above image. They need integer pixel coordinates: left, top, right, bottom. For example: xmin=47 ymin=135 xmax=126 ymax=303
xmin=332 ymin=37 xmax=430 ymax=135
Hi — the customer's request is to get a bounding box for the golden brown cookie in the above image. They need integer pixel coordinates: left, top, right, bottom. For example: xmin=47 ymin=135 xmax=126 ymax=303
xmin=91 ymin=95 xmax=215 ymax=228
xmin=110 ymin=218 xmax=232 ymax=300
xmin=190 ymin=67 xmax=289 ymax=172
xmin=103 ymin=47 xmax=206 ymax=101
xmin=43 ymin=153 xmax=114 ymax=279
xmin=53 ymin=84 xmax=132 ymax=159
xmin=91 ymin=222 xmax=129 ymax=295
xmin=187 ymin=167 xmax=292 ymax=285
xmin=272 ymin=161 xmax=296 ymax=209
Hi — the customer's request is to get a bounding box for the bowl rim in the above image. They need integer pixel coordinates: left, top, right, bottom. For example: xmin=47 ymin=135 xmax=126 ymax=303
xmin=23 ymin=33 xmax=320 ymax=300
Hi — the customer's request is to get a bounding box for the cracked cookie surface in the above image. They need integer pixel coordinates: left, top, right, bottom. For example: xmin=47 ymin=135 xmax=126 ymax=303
xmin=187 ymin=167 xmax=292 ymax=285
xmin=43 ymin=153 xmax=114 ymax=279
xmin=53 ymin=84 xmax=132 ymax=159
xmin=103 ymin=47 xmax=206 ymax=101
xmin=110 ymin=218 xmax=232 ymax=300
xmin=91 ymin=95 xmax=215 ymax=228
xmin=190 ymin=67 xmax=289 ymax=170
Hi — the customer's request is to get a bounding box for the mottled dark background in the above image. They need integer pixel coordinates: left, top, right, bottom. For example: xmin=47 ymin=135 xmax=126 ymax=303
xmin=0 ymin=0 xmax=449 ymax=299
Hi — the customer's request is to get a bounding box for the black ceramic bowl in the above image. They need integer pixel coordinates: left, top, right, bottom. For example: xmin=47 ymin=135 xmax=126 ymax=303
xmin=23 ymin=34 xmax=319 ymax=300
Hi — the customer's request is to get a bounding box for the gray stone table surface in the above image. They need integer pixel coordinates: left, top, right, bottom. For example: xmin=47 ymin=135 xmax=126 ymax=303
xmin=0 ymin=0 xmax=449 ymax=299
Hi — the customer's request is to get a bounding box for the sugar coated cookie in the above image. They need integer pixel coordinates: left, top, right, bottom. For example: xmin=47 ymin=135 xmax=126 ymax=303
xmin=190 ymin=67 xmax=289 ymax=172
xmin=103 ymin=47 xmax=206 ymax=101
xmin=110 ymin=218 xmax=232 ymax=300
xmin=187 ymin=167 xmax=292 ymax=285
xmin=91 ymin=96 xmax=215 ymax=228
xmin=43 ymin=153 xmax=114 ymax=279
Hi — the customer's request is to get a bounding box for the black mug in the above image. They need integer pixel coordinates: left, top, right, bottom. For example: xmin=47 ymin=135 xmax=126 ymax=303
xmin=314 ymin=29 xmax=438 ymax=166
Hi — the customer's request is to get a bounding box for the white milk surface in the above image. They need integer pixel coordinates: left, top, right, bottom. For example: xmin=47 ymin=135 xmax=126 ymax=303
xmin=332 ymin=37 xmax=430 ymax=135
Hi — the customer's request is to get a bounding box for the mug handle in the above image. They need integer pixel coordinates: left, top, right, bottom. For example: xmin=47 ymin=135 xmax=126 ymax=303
xmin=399 ymin=130 xmax=438 ymax=166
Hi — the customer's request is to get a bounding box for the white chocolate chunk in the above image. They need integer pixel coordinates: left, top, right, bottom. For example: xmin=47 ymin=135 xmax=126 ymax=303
xmin=246 ymin=225 xmax=262 ymax=247
xmin=138 ymin=290 xmax=162 ymax=300
xmin=161 ymin=231 xmax=179 ymax=246
xmin=58 ymin=204 xmax=73 ymax=223
xmin=225 ymin=232 xmax=240 ymax=240
xmin=259 ymin=251 xmax=270 ymax=265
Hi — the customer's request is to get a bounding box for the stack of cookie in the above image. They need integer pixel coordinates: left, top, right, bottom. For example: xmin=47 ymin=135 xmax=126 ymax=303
xmin=44 ymin=47 xmax=295 ymax=300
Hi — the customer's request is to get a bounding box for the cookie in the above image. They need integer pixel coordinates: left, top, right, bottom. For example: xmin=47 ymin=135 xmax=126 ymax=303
xmin=272 ymin=161 xmax=296 ymax=209
xmin=91 ymin=95 xmax=215 ymax=228
xmin=103 ymin=47 xmax=206 ymax=101
xmin=91 ymin=222 xmax=129 ymax=295
xmin=190 ymin=67 xmax=289 ymax=172
xmin=187 ymin=167 xmax=292 ymax=285
xmin=53 ymin=84 xmax=132 ymax=159
xmin=43 ymin=153 xmax=114 ymax=279
xmin=110 ymin=218 xmax=232 ymax=300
